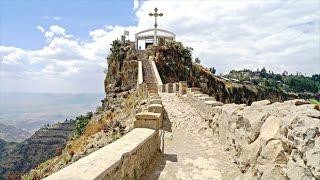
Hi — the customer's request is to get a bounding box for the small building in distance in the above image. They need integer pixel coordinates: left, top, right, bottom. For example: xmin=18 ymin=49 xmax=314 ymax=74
xmin=135 ymin=28 xmax=175 ymax=50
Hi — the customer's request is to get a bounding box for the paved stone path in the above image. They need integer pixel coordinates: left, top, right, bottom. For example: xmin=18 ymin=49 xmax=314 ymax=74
xmin=145 ymin=93 xmax=241 ymax=180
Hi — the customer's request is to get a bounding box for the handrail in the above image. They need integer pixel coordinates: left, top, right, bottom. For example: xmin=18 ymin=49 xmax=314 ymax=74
xmin=150 ymin=59 xmax=163 ymax=86
xmin=138 ymin=61 xmax=143 ymax=85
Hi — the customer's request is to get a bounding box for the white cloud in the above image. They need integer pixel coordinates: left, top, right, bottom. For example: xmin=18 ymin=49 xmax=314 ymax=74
xmin=1 ymin=0 xmax=319 ymax=93
xmin=43 ymin=25 xmax=73 ymax=41
xmin=133 ymin=0 xmax=140 ymax=11
xmin=133 ymin=0 xmax=319 ymax=75
xmin=53 ymin=16 xmax=61 ymax=20
xmin=36 ymin=25 xmax=45 ymax=33
xmin=42 ymin=16 xmax=62 ymax=20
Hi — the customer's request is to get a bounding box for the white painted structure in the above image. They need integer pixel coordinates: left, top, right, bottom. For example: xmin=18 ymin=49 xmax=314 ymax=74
xmin=135 ymin=28 xmax=175 ymax=50
xmin=135 ymin=7 xmax=175 ymax=50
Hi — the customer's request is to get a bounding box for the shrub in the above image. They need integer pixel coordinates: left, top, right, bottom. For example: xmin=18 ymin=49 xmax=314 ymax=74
xmin=310 ymin=98 xmax=320 ymax=105
xmin=195 ymin=57 xmax=201 ymax=64
xmin=75 ymin=112 xmax=93 ymax=136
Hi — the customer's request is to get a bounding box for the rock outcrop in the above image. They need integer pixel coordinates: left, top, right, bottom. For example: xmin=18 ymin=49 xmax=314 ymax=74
xmin=104 ymin=40 xmax=139 ymax=94
xmin=204 ymin=99 xmax=320 ymax=179
xmin=147 ymin=42 xmax=296 ymax=104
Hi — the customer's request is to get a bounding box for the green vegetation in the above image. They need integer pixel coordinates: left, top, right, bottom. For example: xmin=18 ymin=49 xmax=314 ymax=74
xmin=225 ymin=68 xmax=320 ymax=99
xmin=209 ymin=67 xmax=216 ymax=75
xmin=283 ymin=75 xmax=320 ymax=93
xmin=310 ymin=98 xmax=320 ymax=105
xmin=154 ymin=41 xmax=193 ymax=83
xmin=75 ymin=112 xmax=93 ymax=136
xmin=195 ymin=57 xmax=201 ymax=64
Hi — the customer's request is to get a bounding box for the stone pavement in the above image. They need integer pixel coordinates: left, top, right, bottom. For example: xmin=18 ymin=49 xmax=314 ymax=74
xmin=144 ymin=93 xmax=241 ymax=180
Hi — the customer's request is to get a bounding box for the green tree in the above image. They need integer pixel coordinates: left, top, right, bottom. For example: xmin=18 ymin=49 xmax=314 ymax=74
xmin=260 ymin=67 xmax=267 ymax=78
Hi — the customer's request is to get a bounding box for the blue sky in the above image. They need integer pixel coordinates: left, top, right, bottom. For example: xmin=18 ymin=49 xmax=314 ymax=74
xmin=0 ymin=0 xmax=319 ymax=93
xmin=1 ymin=0 xmax=136 ymax=49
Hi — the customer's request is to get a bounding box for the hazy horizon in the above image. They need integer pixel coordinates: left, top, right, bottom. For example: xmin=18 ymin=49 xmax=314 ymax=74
xmin=0 ymin=92 xmax=104 ymax=133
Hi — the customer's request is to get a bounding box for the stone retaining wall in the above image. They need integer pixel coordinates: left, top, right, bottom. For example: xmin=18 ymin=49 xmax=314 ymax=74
xmin=44 ymin=128 xmax=159 ymax=180
xmin=182 ymin=85 xmax=320 ymax=180
xmin=46 ymin=61 xmax=166 ymax=180
xmin=46 ymin=81 xmax=164 ymax=180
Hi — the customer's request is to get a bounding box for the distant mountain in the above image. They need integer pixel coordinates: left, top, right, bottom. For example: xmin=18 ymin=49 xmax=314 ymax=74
xmin=0 ymin=121 xmax=75 ymax=179
xmin=0 ymin=123 xmax=31 ymax=142
xmin=0 ymin=92 xmax=104 ymax=132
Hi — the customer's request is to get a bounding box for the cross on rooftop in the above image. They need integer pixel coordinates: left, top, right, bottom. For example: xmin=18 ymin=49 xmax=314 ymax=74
xmin=134 ymin=7 xmax=175 ymax=50
xmin=149 ymin=7 xmax=163 ymax=45
xmin=149 ymin=7 xmax=163 ymax=29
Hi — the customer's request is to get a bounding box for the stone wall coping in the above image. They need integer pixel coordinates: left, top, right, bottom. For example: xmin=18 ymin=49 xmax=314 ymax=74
xmin=205 ymin=101 xmax=224 ymax=106
xmin=138 ymin=61 xmax=143 ymax=85
xmin=150 ymin=98 xmax=162 ymax=101
xmin=44 ymin=128 xmax=156 ymax=180
xmin=150 ymin=60 xmax=163 ymax=86
xmin=148 ymin=104 xmax=163 ymax=108
xmin=135 ymin=112 xmax=161 ymax=120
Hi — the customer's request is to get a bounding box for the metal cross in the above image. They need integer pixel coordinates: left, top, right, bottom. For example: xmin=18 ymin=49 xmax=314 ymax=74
xmin=149 ymin=7 xmax=163 ymax=29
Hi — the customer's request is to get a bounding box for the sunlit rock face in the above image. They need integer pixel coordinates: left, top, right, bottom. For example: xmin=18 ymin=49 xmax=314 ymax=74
xmin=104 ymin=40 xmax=139 ymax=94
xmin=206 ymin=100 xmax=320 ymax=179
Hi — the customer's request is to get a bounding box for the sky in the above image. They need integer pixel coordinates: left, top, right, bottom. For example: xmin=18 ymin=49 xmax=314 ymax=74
xmin=0 ymin=0 xmax=319 ymax=93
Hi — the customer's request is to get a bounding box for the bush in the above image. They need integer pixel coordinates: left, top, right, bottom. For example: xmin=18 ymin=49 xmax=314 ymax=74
xmin=75 ymin=112 xmax=93 ymax=136
xmin=195 ymin=57 xmax=201 ymax=64
xmin=310 ymin=98 xmax=320 ymax=105
xmin=209 ymin=67 xmax=216 ymax=75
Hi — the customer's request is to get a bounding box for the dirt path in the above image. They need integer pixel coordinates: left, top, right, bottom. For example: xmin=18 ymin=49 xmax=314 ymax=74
xmin=145 ymin=93 xmax=241 ymax=180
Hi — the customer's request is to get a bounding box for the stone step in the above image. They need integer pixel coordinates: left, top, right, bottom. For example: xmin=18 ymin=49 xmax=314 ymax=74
xmin=148 ymin=104 xmax=163 ymax=113
xmin=190 ymin=91 xmax=201 ymax=95
xmin=188 ymin=87 xmax=201 ymax=92
xmin=194 ymin=94 xmax=209 ymax=98
xmin=199 ymin=97 xmax=216 ymax=101
xmin=142 ymin=58 xmax=157 ymax=83
xmin=147 ymin=87 xmax=158 ymax=91
xmin=150 ymin=99 xmax=162 ymax=105
xmin=148 ymin=89 xmax=158 ymax=94
xmin=147 ymin=83 xmax=158 ymax=88
xmin=204 ymin=101 xmax=223 ymax=106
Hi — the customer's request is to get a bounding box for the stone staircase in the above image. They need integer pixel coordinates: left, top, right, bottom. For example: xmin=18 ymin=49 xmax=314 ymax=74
xmin=138 ymin=51 xmax=159 ymax=95
xmin=141 ymin=56 xmax=157 ymax=84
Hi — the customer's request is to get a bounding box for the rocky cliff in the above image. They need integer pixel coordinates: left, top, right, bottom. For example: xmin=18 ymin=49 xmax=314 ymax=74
xmin=0 ymin=121 xmax=75 ymax=179
xmin=147 ymin=42 xmax=295 ymax=104
xmin=104 ymin=40 xmax=139 ymax=94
